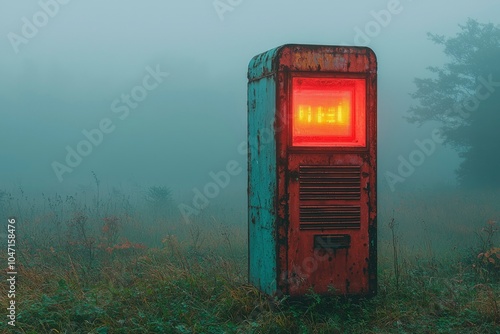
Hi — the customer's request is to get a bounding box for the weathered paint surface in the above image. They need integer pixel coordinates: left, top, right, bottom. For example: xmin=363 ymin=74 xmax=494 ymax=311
xmin=248 ymin=51 xmax=279 ymax=295
xmin=248 ymin=44 xmax=377 ymax=297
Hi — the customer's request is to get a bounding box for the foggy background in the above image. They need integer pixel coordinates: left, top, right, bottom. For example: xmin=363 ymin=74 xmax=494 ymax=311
xmin=1 ymin=0 xmax=499 ymax=215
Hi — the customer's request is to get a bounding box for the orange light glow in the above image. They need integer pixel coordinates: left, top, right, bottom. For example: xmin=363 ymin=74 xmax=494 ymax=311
xmin=292 ymin=77 xmax=366 ymax=147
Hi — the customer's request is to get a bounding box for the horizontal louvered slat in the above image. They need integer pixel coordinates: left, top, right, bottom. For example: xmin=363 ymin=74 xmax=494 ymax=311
xmin=299 ymin=166 xmax=361 ymax=200
xmin=300 ymin=205 xmax=361 ymax=230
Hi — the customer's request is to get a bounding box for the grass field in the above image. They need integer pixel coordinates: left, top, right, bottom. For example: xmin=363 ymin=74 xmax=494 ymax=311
xmin=0 ymin=186 xmax=498 ymax=333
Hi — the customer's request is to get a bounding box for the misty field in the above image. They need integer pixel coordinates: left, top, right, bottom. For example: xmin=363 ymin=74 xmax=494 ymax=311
xmin=0 ymin=185 xmax=498 ymax=333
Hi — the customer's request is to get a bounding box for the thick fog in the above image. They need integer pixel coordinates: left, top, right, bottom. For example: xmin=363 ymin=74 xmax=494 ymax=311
xmin=1 ymin=0 xmax=499 ymax=208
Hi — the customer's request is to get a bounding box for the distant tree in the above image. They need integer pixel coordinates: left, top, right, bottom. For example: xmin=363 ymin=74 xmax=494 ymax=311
xmin=145 ymin=186 xmax=174 ymax=217
xmin=407 ymin=19 xmax=500 ymax=188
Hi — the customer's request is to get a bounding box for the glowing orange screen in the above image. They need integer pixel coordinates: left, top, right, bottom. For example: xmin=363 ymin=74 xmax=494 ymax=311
xmin=292 ymin=77 xmax=366 ymax=147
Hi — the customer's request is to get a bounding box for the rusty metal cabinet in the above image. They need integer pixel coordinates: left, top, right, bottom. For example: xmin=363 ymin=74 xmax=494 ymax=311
xmin=248 ymin=44 xmax=377 ymax=296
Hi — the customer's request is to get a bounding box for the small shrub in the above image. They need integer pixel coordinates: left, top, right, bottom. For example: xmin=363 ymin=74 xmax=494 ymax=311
xmin=473 ymin=220 xmax=500 ymax=281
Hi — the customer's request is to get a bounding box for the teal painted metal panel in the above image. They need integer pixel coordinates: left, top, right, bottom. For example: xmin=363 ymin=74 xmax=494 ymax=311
xmin=248 ymin=48 xmax=280 ymax=295
xmin=247 ymin=46 xmax=280 ymax=81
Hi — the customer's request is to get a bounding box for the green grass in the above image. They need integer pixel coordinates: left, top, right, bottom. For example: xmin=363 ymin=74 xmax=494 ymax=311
xmin=0 ymin=186 xmax=498 ymax=333
xmin=2 ymin=243 xmax=498 ymax=333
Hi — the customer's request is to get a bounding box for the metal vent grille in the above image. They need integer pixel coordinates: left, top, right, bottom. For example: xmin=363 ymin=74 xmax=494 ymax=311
xmin=299 ymin=166 xmax=361 ymax=201
xmin=299 ymin=205 xmax=361 ymax=230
